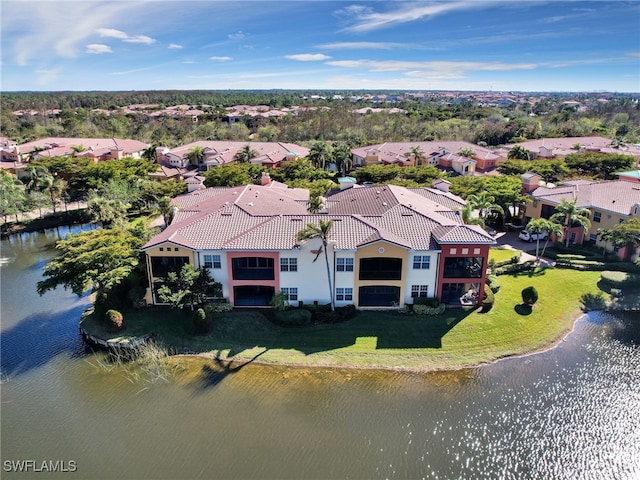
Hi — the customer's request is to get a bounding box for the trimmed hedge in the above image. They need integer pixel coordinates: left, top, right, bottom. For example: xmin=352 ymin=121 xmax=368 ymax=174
xmin=412 ymin=297 xmax=440 ymax=307
xmin=274 ymin=308 xmax=313 ymax=326
xmin=486 ymin=274 xmax=501 ymax=293
xmin=493 ymin=253 xmax=521 ymax=268
xmin=494 ymin=260 xmax=535 ymax=275
xmin=413 ymin=303 xmax=446 ymax=316
xmin=600 ymin=271 xmax=640 ymax=287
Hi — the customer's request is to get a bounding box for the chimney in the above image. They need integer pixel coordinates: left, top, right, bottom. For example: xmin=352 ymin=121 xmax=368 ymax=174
xmin=261 ymin=171 xmax=271 ymax=186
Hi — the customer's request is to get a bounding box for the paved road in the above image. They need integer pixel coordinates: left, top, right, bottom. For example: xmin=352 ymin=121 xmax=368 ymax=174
xmin=493 ymin=231 xmax=556 ymax=266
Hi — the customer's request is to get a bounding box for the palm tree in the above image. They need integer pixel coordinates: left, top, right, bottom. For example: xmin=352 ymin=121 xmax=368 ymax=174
xmin=234 ymin=144 xmax=258 ymax=164
xmin=526 ymin=218 xmax=562 ymax=263
xmin=307 ymin=196 xmax=323 ymax=213
xmin=458 ymin=147 xmax=475 ymax=158
xmin=404 ymin=145 xmax=425 ymax=166
xmin=550 ymin=198 xmax=591 ymax=248
xmin=24 ymin=165 xmax=59 ymax=213
xmin=296 ymin=219 xmax=334 ymax=311
xmin=142 ymin=144 xmax=158 ymax=162
xmin=467 ymin=192 xmax=504 ymax=222
xmin=538 ymin=220 xmax=564 ymax=261
xmin=508 ymin=145 xmax=531 ymax=160
xmin=70 ymin=144 xmax=85 ymax=155
xmin=598 ymin=218 xmax=640 ymax=261
xmin=332 ymin=142 xmax=353 ymax=176
xmin=308 ymin=141 xmax=332 ymax=170
xmin=186 ymin=145 xmax=206 ymax=168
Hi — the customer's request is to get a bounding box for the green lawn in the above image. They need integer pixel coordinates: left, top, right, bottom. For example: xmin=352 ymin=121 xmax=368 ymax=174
xmin=82 ymin=268 xmax=603 ymax=371
xmin=489 ymin=247 xmax=521 ymax=263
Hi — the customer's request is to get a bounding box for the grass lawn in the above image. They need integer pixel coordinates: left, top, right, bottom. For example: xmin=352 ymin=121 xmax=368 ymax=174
xmin=82 ymin=268 xmax=603 ymax=372
xmin=489 ymin=247 xmax=521 ymax=263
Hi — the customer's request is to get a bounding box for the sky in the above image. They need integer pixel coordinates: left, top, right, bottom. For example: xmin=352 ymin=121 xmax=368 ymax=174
xmin=1 ymin=1 xmax=639 ymax=93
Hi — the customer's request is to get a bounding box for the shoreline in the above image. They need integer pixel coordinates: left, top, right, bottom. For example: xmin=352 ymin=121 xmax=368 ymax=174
xmin=83 ymin=308 xmax=592 ymax=375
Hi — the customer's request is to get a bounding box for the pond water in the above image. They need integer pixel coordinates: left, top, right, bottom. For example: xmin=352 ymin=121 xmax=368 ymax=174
xmin=1 ymin=228 xmax=640 ymax=479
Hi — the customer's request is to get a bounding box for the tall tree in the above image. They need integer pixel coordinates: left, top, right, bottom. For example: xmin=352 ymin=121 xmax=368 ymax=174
xmin=296 ymin=219 xmax=335 ymax=311
xmin=537 ymin=219 xmax=564 ymax=261
xmin=331 ymin=142 xmax=353 ymax=176
xmin=597 ymin=218 xmax=640 ymax=261
xmin=404 ymin=145 xmax=425 ymax=166
xmin=508 ymin=145 xmax=531 ymax=160
xmin=458 ymin=147 xmax=475 ymax=158
xmin=186 ymin=145 xmax=206 ymax=168
xmin=307 ymin=141 xmax=332 ymax=170
xmin=550 ymin=198 xmax=591 ymax=248
xmin=157 ymin=264 xmax=221 ymax=311
xmin=234 ymin=144 xmax=259 ymax=163
xmin=0 ymin=170 xmax=27 ymax=223
xmin=467 ymin=191 xmax=504 ymax=222
xmin=36 ymin=222 xmax=148 ymax=299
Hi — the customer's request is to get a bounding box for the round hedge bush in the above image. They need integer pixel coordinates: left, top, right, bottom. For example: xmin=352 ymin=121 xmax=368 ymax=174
xmin=104 ymin=309 xmax=124 ymax=332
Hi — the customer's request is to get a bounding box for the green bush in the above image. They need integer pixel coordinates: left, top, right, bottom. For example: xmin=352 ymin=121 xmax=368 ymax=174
xmin=412 ymin=297 xmax=440 ymax=307
xmin=104 ymin=309 xmax=124 ymax=332
xmin=204 ymin=301 xmax=233 ymax=314
xmin=193 ymin=307 xmax=213 ymax=334
xmin=413 ymin=303 xmax=446 ymax=316
xmin=494 ymin=261 xmax=535 ymax=275
xmin=486 ymin=274 xmax=501 ymax=293
xmin=600 ymin=271 xmax=640 ymax=287
xmin=493 ymin=254 xmax=521 ymax=268
xmin=521 ymin=286 xmax=539 ymax=306
xmin=274 ymin=308 xmax=313 ymax=326
xmin=482 ymin=285 xmax=495 ymax=309
xmin=580 ymin=292 xmax=607 ymax=312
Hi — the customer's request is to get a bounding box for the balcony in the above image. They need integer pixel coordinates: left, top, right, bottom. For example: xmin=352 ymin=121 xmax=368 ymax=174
xmin=232 ymin=257 xmax=275 ymax=281
xmin=359 ymin=257 xmax=402 ymax=281
xmin=443 ymin=257 xmax=483 ymax=279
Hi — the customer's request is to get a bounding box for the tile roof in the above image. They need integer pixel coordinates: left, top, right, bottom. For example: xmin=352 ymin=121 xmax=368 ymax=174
xmin=529 ymin=179 xmax=640 ymax=216
xmin=143 ymin=184 xmax=495 ymax=252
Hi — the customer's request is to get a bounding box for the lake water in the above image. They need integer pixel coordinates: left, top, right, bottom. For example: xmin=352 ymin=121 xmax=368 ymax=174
xmin=1 ymin=227 xmax=640 ymax=479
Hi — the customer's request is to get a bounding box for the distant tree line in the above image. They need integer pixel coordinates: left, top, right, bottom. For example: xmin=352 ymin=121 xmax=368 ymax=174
xmin=1 ymin=91 xmax=638 ymax=148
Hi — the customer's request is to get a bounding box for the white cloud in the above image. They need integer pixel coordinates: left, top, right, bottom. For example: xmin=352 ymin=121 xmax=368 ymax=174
xmin=326 ymin=59 xmax=537 ymax=74
xmin=228 ymin=31 xmax=247 ymax=40
xmin=209 ymin=56 xmax=232 ymax=61
xmin=286 ymin=53 xmax=331 ymax=62
xmin=98 ymin=28 xmax=156 ymax=44
xmin=339 ymin=2 xmax=495 ymax=32
xmin=318 ymin=42 xmax=413 ymax=50
xmin=86 ymin=44 xmax=113 ymax=54
xmin=168 ymin=44 xmax=183 ymax=49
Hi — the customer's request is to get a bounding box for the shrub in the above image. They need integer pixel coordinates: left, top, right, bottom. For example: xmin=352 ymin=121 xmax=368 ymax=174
xmin=274 ymin=308 xmax=313 ymax=326
xmin=204 ymin=301 xmax=233 ymax=314
xmin=270 ymin=291 xmax=289 ymax=312
xmin=193 ymin=307 xmax=213 ymax=334
xmin=494 ymin=261 xmax=535 ymax=275
xmin=600 ymin=271 xmax=640 ymax=287
xmin=413 ymin=303 xmax=446 ymax=316
xmin=486 ymin=274 xmax=500 ymax=293
xmin=412 ymin=297 xmax=440 ymax=307
xmin=521 ymin=286 xmax=539 ymax=306
xmin=104 ymin=309 xmax=124 ymax=332
xmin=482 ymin=285 xmax=495 ymax=310
xmin=493 ymin=253 xmax=521 ymax=268
xmin=580 ymin=292 xmax=607 ymax=312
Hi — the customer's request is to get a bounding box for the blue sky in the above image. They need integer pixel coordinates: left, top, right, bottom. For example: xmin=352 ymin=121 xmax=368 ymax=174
xmin=2 ymin=1 xmax=639 ymax=92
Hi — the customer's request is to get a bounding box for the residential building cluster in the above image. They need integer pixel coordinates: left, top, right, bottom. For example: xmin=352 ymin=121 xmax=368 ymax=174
xmin=142 ymin=179 xmax=495 ymax=308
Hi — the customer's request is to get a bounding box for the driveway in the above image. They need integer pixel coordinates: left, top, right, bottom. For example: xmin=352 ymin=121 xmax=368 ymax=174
xmin=493 ymin=231 xmax=555 ymax=266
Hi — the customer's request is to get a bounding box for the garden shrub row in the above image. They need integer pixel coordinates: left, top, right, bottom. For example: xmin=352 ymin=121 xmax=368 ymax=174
xmin=493 ymin=260 xmax=535 ymax=275
xmin=491 ymin=253 xmax=521 ymax=268
xmin=556 ymin=260 xmax=640 ymax=272
xmin=412 ymin=303 xmax=446 ymax=316
xmin=486 ymin=274 xmax=500 ymax=293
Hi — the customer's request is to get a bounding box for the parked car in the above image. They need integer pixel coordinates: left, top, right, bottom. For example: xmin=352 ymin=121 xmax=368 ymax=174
xmin=518 ymin=230 xmax=549 ymax=242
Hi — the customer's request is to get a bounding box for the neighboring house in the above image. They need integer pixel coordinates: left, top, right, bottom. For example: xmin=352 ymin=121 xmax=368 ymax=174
xmin=11 ymin=137 xmax=148 ymax=162
xmin=523 ymin=176 xmax=640 ymax=259
xmin=155 ymin=141 xmax=310 ymax=170
xmin=498 ymin=136 xmax=640 ymax=162
xmin=616 ymin=170 xmax=640 ymax=184
xmin=141 ymin=182 xmax=495 ymax=309
xmin=351 ymin=141 xmax=504 ymax=173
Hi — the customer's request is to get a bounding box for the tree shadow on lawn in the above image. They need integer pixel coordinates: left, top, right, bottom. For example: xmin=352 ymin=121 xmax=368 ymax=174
xmin=208 ymin=307 xmax=473 ymax=357
xmin=514 ymin=304 xmax=533 ymax=316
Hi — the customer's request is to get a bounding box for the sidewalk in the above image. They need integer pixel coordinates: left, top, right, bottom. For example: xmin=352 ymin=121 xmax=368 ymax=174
xmin=493 ymin=231 xmax=556 ymax=267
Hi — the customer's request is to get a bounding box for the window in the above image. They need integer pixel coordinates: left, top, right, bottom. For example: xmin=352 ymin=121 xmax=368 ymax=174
xmin=336 ymin=258 xmax=354 ymax=272
xmin=589 ymin=234 xmax=597 ymax=242
xmin=281 ymin=287 xmax=298 ymax=301
xmin=411 ymin=285 xmax=429 ymax=298
xmin=203 ymin=254 xmax=221 ymax=269
xmin=412 ymin=255 xmax=431 ymax=269
xmin=280 ymin=258 xmax=297 ymax=272
xmin=336 ymin=288 xmax=353 ymax=301
xmin=593 ymin=211 xmax=601 ymax=223
xmin=159 ymin=247 xmax=164 ymax=251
